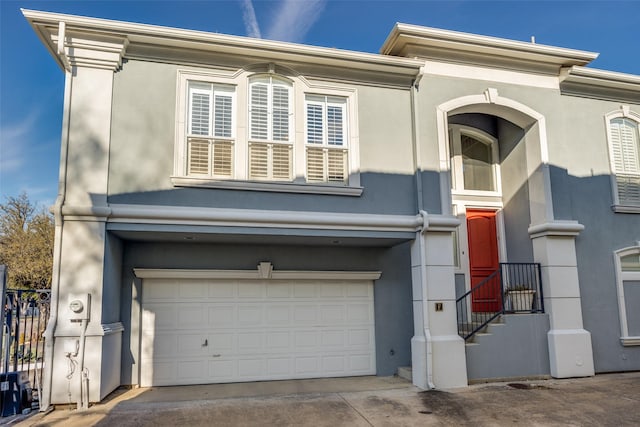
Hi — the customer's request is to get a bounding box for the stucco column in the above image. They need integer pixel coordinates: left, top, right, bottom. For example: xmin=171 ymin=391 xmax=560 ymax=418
xmin=45 ymin=28 xmax=128 ymax=406
xmin=411 ymin=213 xmax=467 ymax=389
xmin=529 ymin=221 xmax=595 ymax=378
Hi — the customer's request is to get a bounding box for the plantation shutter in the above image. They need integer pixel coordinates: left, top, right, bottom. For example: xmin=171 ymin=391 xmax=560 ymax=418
xmin=189 ymin=86 xmax=211 ymax=136
xmin=214 ymin=93 xmax=233 ymax=138
xmin=306 ymin=102 xmax=323 ymax=144
xmin=305 ymin=96 xmax=348 ymax=184
xmin=248 ymin=78 xmax=292 ymax=181
xmin=327 ymin=103 xmax=344 ymax=146
xmin=250 ymin=83 xmax=269 ymax=140
xmin=272 ymin=85 xmax=290 ymax=141
xmin=610 ymin=118 xmax=640 ymax=205
xmin=186 ymin=82 xmax=235 ymax=178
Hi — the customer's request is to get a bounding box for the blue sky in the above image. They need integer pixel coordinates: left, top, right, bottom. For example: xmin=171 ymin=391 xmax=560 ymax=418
xmin=1 ymin=0 xmax=639 ymax=209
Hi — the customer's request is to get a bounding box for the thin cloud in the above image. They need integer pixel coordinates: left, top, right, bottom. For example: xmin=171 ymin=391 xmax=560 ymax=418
xmin=0 ymin=111 xmax=39 ymax=173
xmin=265 ymin=0 xmax=327 ymax=43
xmin=240 ymin=0 xmax=262 ymax=38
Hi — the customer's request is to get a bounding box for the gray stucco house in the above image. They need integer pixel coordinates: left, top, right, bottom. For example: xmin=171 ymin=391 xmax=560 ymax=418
xmin=24 ymin=9 xmax=640 ymax=409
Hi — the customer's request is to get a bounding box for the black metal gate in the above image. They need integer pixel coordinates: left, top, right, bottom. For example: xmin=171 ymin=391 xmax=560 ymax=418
xmin=1 ymin=288 xmax=50 ymax=409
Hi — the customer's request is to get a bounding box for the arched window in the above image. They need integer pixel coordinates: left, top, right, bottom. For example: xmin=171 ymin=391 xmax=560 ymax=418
xmin=614 ymin=246 xmax=640 ymax=346
xmin=248 ymin=75 xmax=293 ymax=181
xmin=606 ymin=110 xmax=640 ymax=210
xmin=449 ymin=125 xmax=499 ymax=193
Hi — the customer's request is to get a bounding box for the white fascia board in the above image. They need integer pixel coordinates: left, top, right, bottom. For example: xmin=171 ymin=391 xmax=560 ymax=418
xmin=381 ymin=23 xmax=598 ymax=72
xmin=560 ymin=66 xmax=640 ymax=103
xmin=22 ymin=9 xmax=422 ymax=77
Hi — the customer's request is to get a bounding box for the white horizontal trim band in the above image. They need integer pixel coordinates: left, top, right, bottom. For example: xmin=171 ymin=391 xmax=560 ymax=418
xmin=108 ymin=204 xmax=423 ymax=232
xmin=171 ymin=176 xmax=364 ymax=196
xmin=134 ymin=268 xmax=382 ymax=281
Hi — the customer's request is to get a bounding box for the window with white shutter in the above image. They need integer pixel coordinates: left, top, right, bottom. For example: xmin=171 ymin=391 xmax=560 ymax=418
xmin=609 ymin=116 xmax=640 ymax=208
xmin=248 ymin=77 xmax=293 ymax=181
xmin=186 ymin=82 xmax=235 ymax=178
xmin=305 ymin=95 xmax=348 ymax=184
xmin=174 ymin=70 xmax=361 ymax=194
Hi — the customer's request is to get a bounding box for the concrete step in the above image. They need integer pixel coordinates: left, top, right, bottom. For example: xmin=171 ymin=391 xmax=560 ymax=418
xmin=397 ymin=366 xmax=412 ymax=382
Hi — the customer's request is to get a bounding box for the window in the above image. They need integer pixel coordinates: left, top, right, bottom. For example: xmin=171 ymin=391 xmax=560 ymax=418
xmin=174 ymin=69 xmax=361 ymax=195
xmin=305 ymin=95 xmax=348 ymax=184
xmin=449 ymin=125 xmax=499 ymax=194
xmin=248 ymin=76 xmax=293 ymax=181
xmin=607 ymin=112 xmax=640 ymax=210
xmin=614 ymin=246 xmax=640 ymax=346
xmin=186 ymin=82 xmax=235 ymax=177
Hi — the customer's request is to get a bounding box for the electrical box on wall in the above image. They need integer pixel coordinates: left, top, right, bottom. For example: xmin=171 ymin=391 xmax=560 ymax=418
xmin=68 ymin=294 xmax=91 ymax=321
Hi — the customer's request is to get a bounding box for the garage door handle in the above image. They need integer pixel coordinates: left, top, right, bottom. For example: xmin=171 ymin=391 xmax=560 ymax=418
xmin=212 ymin=354 xmax=221 ymax=358
xmin=202 ymin=339 xmax=208 ymax=347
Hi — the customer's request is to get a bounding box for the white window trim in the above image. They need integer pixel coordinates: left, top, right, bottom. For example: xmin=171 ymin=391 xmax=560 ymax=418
xmin=173 ymin=69 xmax=362 ymax=196
xmin=614 ymin=245 xmax=640 ymax=346
xmin=448 ymin=125 xmax=502 ymax=198
xmin=605 ymin=107 xmax=640 ymax=213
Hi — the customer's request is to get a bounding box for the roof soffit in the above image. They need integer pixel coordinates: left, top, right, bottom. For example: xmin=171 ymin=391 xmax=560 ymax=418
xmin=560 ymin=66 xmax=640 ymax=103
xmin=23 ymin=9 xmax=422 ymax=82
xmin=381 ymin=24 xmax=599 ymax=75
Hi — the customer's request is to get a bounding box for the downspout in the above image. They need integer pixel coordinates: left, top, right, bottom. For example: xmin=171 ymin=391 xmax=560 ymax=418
xmin=412 ymin=67 xmax=435 ymax=390
xmin=419 ymin=211 xmax=436 ymax=390
xmin=42 ymin=21 xmax=72 ymax=411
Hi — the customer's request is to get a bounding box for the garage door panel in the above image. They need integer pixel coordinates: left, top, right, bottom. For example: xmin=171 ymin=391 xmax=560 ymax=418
xmin=266 ymin=305 xmax=291 ymax=323
xmin=320 ymin=305 xmax=345 ymax=322
xmin=350 ymin=354 xmax=375 ymax=372
xmin=347 ymin=282 xmax=370 ymax=297
xmin=208 ymin=282 xmax=236 ymax=298
xmin=322 ymin=355 xmax=345 ymax=373
xmin=144 ymin=280 xmax=178 ymax=300
xmin=295 ymin=356 xmax=319 ymax=374
xmin=177 ymin=359 xmax=208 ymax=380
xmin=348 ymin=329 xmax=373 ymax=347
xmin=294 ymin=330 xmax=319 ymax=348
xmin=347 ymin=303 xmax=372 ymax=322
xmin=179 ymin=282 xmax=209 ymax=298
xmin=141 ymin=278 xmax=375 ymax=387
xmin=150 ymin=332 xmax=179 ymax=358
xmin=266 ymin=331 xmax=290 ymax=350
xmin=208 ymin=305 xmax=235 ymax=326
xmin=293 ymin=283 xmax=316 ymax=298
xmin=238 ymin=358 xmax=266 ymax=378
xmin=143 ymin=304 xmax=177 ymax=329
xmin=237 ymin=305 xmax=264 ymax=325
xmin=238 ymin=282 xmax=264 ymax=298
xmin=177 ymin=304 xmax=207 ymax=327
xmin=321 ymin=330 xmax=345 ymax=347
xmin=266 ymin=282 xmax=291 ymax=298
xmin=177 ymin=334 xmax=208 ymax=356
xmin=210 ymin=333 xmax=235 ymax=351
xmin=209 ymin=359 xmax=236 ymax=380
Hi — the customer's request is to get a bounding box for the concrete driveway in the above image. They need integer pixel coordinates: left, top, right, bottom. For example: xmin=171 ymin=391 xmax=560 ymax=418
xmin=12 ymin=372 xmax=640 ymax=426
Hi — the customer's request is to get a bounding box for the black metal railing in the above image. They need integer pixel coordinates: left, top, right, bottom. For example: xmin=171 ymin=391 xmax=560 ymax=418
xmin=1 ymin=289 xmax=51 ymax=409
xmin=456 ymin=263 xmax=543 ymax=341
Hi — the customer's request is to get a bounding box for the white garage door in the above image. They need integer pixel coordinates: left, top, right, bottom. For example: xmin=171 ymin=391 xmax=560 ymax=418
xmin=140 ymin=278 xmax=376 ymax=386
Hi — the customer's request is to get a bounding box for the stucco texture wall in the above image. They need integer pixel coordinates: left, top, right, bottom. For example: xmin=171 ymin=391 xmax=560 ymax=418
xmin=108 ymin=59 xmax=417 ymax=215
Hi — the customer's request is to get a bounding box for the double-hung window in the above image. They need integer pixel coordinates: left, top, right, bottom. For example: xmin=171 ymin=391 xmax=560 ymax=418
xmin=305 ymin=95 xmax=348 ymax=184
xmin=608 ymin=115 xmax=640 ymax=208
xmin=248 ymin=76 xmax=293 ymax=181
xmin=186 ymin=82 xmax=235 ymax=177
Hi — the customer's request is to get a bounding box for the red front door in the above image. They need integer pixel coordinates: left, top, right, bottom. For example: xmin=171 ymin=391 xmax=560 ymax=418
xmin=466 ymin=209 xmax=501 ymax=312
